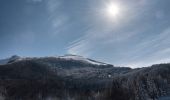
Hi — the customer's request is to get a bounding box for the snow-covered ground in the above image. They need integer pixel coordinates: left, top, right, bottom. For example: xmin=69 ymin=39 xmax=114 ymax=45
xmin=0 ymin=54 xmax=109 ymax=66
xmin=0 ymin=55 xmax=21 ymax=65
xmin=57 ymin=54 xmax=108 ymax=65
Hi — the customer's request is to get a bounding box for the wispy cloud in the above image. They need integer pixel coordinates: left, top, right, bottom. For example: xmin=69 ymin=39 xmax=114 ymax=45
xmin=67 ymin=35 xmax=92 ymax=57
xmin=0 ymin=0 xmax=169 ymax=67
xmin=32 ymin=0 xmax=42 ymax=2
xmin=66 ymin=0 xmax=170 ymax=68
xmin=52 ymin=16 xmax=67 ymax=28
xmin=46 ymin=0 xmax=61 ymax=13
xmin=45 ymin=0 xmax=69 ymax=35
xmin=27 ymin=0 xmax=43 ymax=3
xmin=121 ymin=27 xmax=170 ymax=68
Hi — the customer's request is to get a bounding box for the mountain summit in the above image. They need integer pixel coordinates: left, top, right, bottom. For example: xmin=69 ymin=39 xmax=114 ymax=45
xmin=57 ymin=54 xmax=108 ymax=65
xmin=0 ymin=55 xmax=20 ymax=65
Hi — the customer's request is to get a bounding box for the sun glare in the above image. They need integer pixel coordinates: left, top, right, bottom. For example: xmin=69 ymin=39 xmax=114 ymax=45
xmin=106 ymin=3 xmax=120 ymax=17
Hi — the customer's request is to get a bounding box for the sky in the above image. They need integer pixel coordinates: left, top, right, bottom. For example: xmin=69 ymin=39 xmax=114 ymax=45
xmin=0 ymin=0 xmax=170 ymax=68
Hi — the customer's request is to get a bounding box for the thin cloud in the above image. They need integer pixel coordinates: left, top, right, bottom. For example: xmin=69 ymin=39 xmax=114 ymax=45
xmin=51 ymin=15 xmax=68 ymax=29
xmin=121 ymin=27 xmax=170 ymax=68
xmin=45 ymin=0 xmax=69 ymax=36
xmin=67 ymin=41 xmax=92 ymax=57
xmin=32 ymin=0 xmax=42 ymax=2
xmin=46 ymin=0 xmax=61 ymax=14
xmin=67 ymin=0 xmax=170 ymax=68
xmin=27 ymin=0 xmax=43 ymax=3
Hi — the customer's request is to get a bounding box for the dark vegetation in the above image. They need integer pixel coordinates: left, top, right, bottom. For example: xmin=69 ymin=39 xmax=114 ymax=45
xmin=0 ymin=57 xmax=170 ymax=100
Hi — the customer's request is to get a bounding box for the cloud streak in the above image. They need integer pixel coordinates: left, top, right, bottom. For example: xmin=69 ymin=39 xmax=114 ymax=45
xmin=27 ymin=0 xmax=43 ymax=3
xmin=46 ymin=0 xmax=61 ymax=13
xmin=67 ymin=0 xmax=170 ymax=68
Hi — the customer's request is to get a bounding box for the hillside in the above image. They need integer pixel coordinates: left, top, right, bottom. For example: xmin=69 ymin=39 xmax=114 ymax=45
xmin=0 ymin=55 xmax=169 ymax=100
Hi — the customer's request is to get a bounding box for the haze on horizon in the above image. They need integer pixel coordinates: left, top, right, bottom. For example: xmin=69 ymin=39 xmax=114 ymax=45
xmin=0 ymin=0 xmax=170 ymax=68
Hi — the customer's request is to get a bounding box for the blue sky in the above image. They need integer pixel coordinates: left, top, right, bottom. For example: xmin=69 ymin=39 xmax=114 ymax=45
xmin=0 ymin=0 xmax=170 ymax=67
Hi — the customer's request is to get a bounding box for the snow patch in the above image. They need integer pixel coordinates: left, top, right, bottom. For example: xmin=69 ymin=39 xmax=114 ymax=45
xmin=57 ymin=54 xmax=107 ymax=65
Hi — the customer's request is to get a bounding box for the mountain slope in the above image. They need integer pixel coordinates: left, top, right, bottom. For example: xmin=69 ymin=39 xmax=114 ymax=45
xmin=0 ymin=55 xmax=169 ymax=100
xmin=0 ymin=55 xmax=131 ymax=100
xmin=0 ymin=55 xmax=20 ymax=65
xmin=102 ymin=64 xmax=170 ymax=100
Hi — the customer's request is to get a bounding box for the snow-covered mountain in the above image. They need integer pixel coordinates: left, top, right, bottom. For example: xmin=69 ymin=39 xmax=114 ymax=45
xmin=0 ymin=54 xmax=109 ymax=66
xmin=57 ymin=54 xmax=108 ymax=65
xmin=0 ymin=54 xmax=130 ymax=80
xmin=0 ymin=55 xmax=20 ymax=65
xmin=0 ymin=55 xmax=170 ymax=100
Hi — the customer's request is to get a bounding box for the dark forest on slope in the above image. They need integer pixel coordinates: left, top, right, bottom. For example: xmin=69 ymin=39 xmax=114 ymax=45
xmin=0 ymin=56 xmax=170 ymax=100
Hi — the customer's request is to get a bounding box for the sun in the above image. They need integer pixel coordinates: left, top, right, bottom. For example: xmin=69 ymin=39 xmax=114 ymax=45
xmin=106 ymin=3 xmax=120 ymax=17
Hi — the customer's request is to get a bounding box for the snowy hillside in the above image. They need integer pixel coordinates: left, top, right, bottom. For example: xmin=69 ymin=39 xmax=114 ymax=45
xmin=57 ymin=54 xmax=108 ymax=65
xmin=0 ymin=55 xmax=169 ymax=100
xmin=0 ymin=55 xmax=20 ymax=65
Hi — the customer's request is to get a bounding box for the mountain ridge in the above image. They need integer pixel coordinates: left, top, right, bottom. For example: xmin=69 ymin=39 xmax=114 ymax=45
xmin=0 ymin=55 xmax=169 ymax=100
